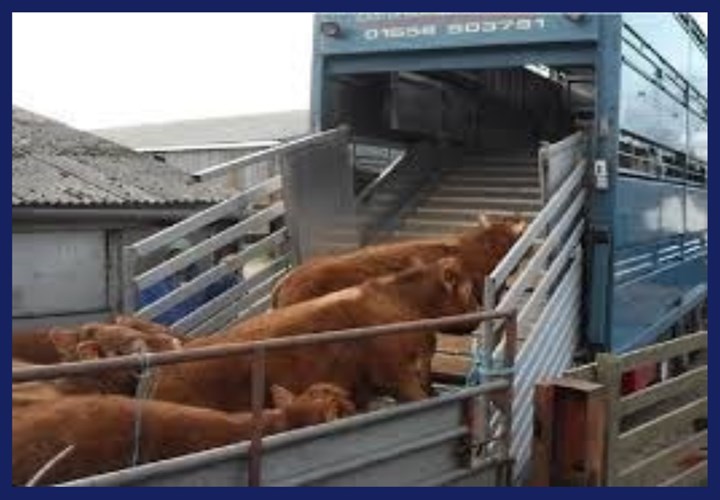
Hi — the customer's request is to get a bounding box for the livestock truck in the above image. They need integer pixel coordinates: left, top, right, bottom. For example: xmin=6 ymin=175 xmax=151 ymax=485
xmin=36 ymin=13 xmax=707 ymax=486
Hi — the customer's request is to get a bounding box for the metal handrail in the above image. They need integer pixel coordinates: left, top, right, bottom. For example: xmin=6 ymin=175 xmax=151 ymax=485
xmin=192 ymin=126 xmax=350 ymax=183
xmin=488 ymin=162 xmax=585 ymax=291
xmin=12 ymin=309 xmax=515 ymax=384
xmin=356 ymin=149 xmax=409 ymax=203
xmin=16 ymin=307 xmax=516 ymax=487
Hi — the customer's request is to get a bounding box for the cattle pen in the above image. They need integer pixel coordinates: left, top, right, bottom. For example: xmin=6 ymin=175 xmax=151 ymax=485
xmin=13 ymin=310 xmax=518 ymax=486
xmin=12 ymin=12 xmax=707 ymax=487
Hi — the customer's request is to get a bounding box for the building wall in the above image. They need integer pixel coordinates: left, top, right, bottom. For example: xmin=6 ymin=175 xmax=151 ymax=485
xmin=11 ymin=222 xmax=162 ymax=330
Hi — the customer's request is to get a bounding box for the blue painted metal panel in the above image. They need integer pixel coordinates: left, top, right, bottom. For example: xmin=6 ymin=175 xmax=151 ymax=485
xmin=324 ymin=45 xmax=596 ymax=76
xmin=310 ymin=13 xmax=706 ymax=353
xmin=688 ymin=111 xmax=708 ymax=163
xmin=612 ymin=255 xmax=706 ymax=352
xmin=622 ymin=14 xmax=691 ymax=82
xmin=614 ymin=177 xmax=662 ymax=248
xmin=315 ymin=13 xmax=600 ymax=55
xmin=585 ymin=15 xmax=622 ymax=349
xmin=686 ymin=186 xmax=707 ymax=233
xmin=618 ymin=64 xmax=688 ymax=154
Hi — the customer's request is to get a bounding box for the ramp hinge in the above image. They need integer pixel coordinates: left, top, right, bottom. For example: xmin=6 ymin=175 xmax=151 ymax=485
xmin=589 ymin=225 xmax=611 ymax=245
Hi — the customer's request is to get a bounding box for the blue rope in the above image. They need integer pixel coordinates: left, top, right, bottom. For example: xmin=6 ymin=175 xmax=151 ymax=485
xmin=466 ymin=339 xmax=513 ymax=386
xmin=131 ymin=351 xmax=155 ymax=467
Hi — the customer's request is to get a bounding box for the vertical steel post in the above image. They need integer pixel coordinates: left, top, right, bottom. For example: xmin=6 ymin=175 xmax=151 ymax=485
xmin=248 ymin=346 xmax=266 ymax=487
xmin=501 ymin=312 xmax=518 ymax=472
xmin=121 ymin=246 xmax=138 ymax=314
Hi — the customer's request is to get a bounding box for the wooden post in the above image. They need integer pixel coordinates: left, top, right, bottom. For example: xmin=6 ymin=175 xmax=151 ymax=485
xmin=596 ymin=353 xmax=622 ymax=486
xmin=531 ymin=383 xmax=556 ymax=486
xmin=531 ymin=378 xmax=608 ymax=486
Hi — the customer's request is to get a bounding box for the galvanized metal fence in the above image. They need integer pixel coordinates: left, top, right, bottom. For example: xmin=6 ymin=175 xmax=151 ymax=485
xmin=480 ymin=131 xmax=587 ymax=481
xmin=13 ymin=310 xmax=518 ymax=487
xmin=355 ymin=141 xmax=442 ymax=244
xmin=534 ymin=329 xmax=707 ymax=486
xmin=538 ymin=131 xmax=585 ymax=202
xmin=121 ymin=127 xmax=352 ymax=336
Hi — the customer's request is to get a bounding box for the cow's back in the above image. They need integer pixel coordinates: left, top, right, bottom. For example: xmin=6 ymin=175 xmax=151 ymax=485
xmin=272 ymin=239 xmax=455 ymax=307
xmin=12 ymin=329 xmax=63 ymax=365
xmin=12 ymin=395 xmax=249 ymax=485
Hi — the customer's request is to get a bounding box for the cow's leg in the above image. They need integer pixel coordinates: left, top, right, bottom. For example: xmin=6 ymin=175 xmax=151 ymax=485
xmin=395 ymin=373 xmax=430 ymax=402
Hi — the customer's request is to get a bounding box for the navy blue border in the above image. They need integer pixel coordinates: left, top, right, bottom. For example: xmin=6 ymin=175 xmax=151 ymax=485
xmin=6 ymin=1 xmax=714 ymax=497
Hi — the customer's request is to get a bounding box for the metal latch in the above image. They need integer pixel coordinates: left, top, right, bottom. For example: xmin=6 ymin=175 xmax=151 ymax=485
xmin=594 ymin=159 xmax=609 ymax=190
xmin=589 ymin=225 xmax=611 ymax=245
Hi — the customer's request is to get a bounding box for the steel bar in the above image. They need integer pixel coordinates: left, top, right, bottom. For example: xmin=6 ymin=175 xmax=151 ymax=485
xmin=248 ymin=347 xmax=266 ymax=487
xmin=192 ymin=126 xmax=349 ymax=182
xmin=13 ymin=309 xmax=515 ymax=383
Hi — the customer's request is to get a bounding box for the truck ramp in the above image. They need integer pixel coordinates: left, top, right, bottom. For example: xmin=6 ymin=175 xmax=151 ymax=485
xmin=388 ymin=149 xmax=541 ymax=241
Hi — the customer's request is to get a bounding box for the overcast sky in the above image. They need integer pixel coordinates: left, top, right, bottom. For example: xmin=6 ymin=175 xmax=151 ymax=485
xmin=12 ymin=12 xmax=707 ymax=130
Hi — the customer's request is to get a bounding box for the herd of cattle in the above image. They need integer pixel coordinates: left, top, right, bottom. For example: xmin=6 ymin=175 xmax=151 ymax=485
xmin=12 ymin=215 xmax=527 ymax=485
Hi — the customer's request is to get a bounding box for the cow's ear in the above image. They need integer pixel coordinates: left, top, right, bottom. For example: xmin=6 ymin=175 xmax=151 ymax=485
xmin=271 ymin=385 xmax=296 ymax=409
xmin=128 ymin=338 xmax=148 ymax=354
xmin=510 ymin=216 xmax=528 ymax=236
xmin=439 ymin=260 xmax=461 ymax=293
xmin=478 ymin=213 xmax=492 ymax=229
xmin=78 ymin=323 xmax=103 ymax=340
xmin=113 ymin=314 xmax=128 ymax=325
xmin=76 ymin=340 xmax=102 ymax=360
xmin=49 ymin=328 xmax=80 ymax=358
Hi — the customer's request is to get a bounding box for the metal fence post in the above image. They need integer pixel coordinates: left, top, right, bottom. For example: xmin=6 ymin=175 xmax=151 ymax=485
xmin=121 ymin=246 xmax=138 ymax=314
xmin=500 ymin=312 xmax=517 ymax=480
xmin=248 ymin=346 xmax=266 ymax=487
xmin=596 ymin=352 xmax=621 ymax=486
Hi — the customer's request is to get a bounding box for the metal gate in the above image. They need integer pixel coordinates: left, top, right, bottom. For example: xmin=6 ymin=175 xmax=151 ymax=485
xmin=120 ymin=127 xmax=352 ymax=336
xmin=14 ymin=310 xmax=518 ymax=487
xmin=481 ymin=132 xmax=587 ymax=481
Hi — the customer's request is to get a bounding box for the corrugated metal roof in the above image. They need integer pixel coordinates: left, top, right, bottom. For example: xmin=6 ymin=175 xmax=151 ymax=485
xmin=93 ymin=110 xmax=310 ymax=151
xmin=12 ymin=107 xmax=236 ymax=207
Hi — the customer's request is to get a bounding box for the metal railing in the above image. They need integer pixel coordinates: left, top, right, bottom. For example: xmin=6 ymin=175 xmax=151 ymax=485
xmin=479 ymin=131 xmax=587 ymax=481
xmin=537 ymin=330 xmax=707 ymax=486
xmin=121 ymin=176 xmax=288 ymax=336
xmin=13 ymin=309 xmax=517 ymax=487
xmin=191 ymin=127 xmax=350 ymax=183
xmin=538 ymin=131 xmax=585 ymax=202
xmin=355 ymin=142 xmax=440 ymax=244
xmin=121 ymin=127 xmax=352 ymax=336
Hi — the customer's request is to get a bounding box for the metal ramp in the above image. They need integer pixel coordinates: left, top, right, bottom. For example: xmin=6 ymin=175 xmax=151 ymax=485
xmin=388 ymin=149 xmax=542 ymax=241
xmin=120 ymin=127 xmax=586 ymax=485
xmin=366 ymin=132 xmax=588 ymax=482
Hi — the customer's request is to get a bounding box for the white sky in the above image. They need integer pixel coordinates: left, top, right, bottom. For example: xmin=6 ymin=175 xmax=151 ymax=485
xmin=12 ymin=12 xmax=707 ymax=130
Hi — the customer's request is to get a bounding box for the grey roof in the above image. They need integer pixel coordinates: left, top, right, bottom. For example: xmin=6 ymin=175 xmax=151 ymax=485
xmin=12 ymin=107 xmax=236 ymax=207
xmin=93 ymin=110 xmax=311 ymax=151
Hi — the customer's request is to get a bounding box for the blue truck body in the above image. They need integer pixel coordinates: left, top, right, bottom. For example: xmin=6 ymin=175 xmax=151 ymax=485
xmin=311 ymin=13 xmax=707 ymax=353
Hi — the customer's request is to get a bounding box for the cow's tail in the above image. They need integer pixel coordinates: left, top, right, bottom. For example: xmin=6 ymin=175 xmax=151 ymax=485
xmin=26 ymin=445 xmax=75 ymax=487
xmin=269 ymin=273 xmax=288 ymax=309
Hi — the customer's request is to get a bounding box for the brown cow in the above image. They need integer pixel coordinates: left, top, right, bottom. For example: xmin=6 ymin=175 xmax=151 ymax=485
xmin=44 ymin=323 xmax=181 ymax=396
xmin=272 ymin=214 xmax=527 ymax=308
xmin=12 ymin=383 xmax=355 ymax=486
xmin=12 ymin=316 xmax=181 ymax=365
xmin=112 ymin=315 xmax=179 ymax=338
xmin=12 ymin=359 xmax=64 ymax=409
xmin=151 ymin=257 xmax=478 ymax=411
xmin=12 ymin=328 xmax=64 ymax=365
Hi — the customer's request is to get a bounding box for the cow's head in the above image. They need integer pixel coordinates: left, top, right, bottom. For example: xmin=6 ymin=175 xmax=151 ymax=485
xmin=113 ymin=315 xmax=178 ymax=338
xmin=272 ymin=383 xmax=356 ymax=428
xmin=49 ymin=324 xmax=179 ymax=362
xmin=48 ymin=323 xmax=182 ymax=395
xmin=434 ymin=257 xmax=479 ymax=315
xmin=457 ymin=214 xmax=529 ymax=298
